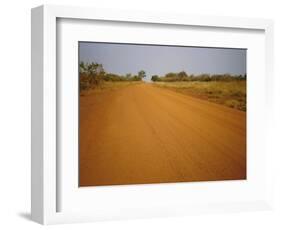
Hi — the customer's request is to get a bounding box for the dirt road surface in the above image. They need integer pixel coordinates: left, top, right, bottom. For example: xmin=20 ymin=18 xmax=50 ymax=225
xmin=79 ymin=83 xmax=246 ymax=186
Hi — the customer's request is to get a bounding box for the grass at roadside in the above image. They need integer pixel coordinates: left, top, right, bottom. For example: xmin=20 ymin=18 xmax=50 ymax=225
xmin=80 ymin=81 xmax=143 ymax=96
xmin=153 ymin=81 xmax=246 ymax=111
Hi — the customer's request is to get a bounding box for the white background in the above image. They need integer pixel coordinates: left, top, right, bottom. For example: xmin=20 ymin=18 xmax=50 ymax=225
xmin=58 ymin=18 xmax=267 ymax=215
xmin=0 ymin=0 xmax=280 ymax=229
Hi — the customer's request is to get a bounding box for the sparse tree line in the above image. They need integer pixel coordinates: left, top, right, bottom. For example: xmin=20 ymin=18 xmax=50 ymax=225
xmin=80 ymin=61 xmax=246 ymax=91
xmin=151 ymin=71 xmax=246 ymax=82
xmin=79 ymin=61 xmax=146 ymax=90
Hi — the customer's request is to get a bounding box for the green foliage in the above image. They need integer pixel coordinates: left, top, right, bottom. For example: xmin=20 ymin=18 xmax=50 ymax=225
xmin=79 ymin=61 xmax=143 ymax=91
xmin=80 ymin=61 xmax=247 ymax=92
xmin=151 ymin=75 xmax=160 ymax=82
xmin=178 ymin=71 xmax=188 ymax=80
xmin=79 ymin=62 xmax=105 ymax=90
xmin=138 ymin=70 xmax=146 ymax=79
xmin=152 ymin=71 xmax=246 ymax=82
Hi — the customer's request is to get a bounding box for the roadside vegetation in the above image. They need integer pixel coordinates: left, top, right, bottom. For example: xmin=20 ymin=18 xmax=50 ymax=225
xmin=152 ymin=71 xmax=246 ymax=111
xmin=151 ymin=71 xmax=246 ymax=82
xmin=79 ymin=61 xmax=145 ymax=92
xmin=80 ymin=63 xmax=246 ymax=111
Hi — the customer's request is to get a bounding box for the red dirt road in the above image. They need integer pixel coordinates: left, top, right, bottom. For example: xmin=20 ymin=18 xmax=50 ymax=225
xmin=79 ymin=83 xmax=246 ymax=186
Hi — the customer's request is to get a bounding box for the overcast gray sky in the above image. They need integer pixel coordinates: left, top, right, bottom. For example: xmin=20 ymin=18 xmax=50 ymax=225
xmin=79 ymin=42 xmax=246 ymax=81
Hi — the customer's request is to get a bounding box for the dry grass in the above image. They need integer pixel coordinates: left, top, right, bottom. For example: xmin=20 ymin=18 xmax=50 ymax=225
xmin=154 ymin=81 xmax=246 ymax=111
xmin=80 ymin=81 xmax=143 ymax=96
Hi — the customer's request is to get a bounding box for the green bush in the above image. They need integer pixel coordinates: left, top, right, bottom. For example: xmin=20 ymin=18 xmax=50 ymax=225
xmin=79 ymin=61 xmax=143 ymax=91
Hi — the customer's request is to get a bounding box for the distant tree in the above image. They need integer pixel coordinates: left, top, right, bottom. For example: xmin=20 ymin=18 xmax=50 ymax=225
xmin=165 ymin=72 xmax=178 ymax=79
xmin=138 ymin=70 xmax=146 ymax=79
xmin=125 ymin=73 xmax=132 ymax=79
xmin=79 ymin=61 xmax=86 ymax=73
xmin=151 ymin=75 xmax=160 ymax=81
xmin=178 ymin=71 xmax=188 ymax=80
xmin=197 ymin=74 xmax=211 ymax=82
xmin=132 ymin=75 xmax=142 ymax=81
xmin=85 ymin=62 xmax=105 ymax=85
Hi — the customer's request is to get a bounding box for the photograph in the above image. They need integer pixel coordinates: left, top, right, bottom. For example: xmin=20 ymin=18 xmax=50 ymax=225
xmin=79 ymin=42 xmax=247 ymax=187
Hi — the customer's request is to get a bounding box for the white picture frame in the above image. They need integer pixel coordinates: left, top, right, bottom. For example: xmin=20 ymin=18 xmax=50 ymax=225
xmin=31 ymin=4 xmax=274 ymax=225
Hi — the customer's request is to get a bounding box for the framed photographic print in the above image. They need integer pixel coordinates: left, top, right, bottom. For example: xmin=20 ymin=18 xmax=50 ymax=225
xmin=31 ymin=5 xmax=274 ymax=225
